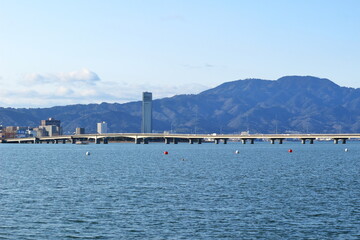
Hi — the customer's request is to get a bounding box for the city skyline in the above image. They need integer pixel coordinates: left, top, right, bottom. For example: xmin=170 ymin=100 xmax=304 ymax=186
xmin=1 ymin=0 xmax=359 ymax=108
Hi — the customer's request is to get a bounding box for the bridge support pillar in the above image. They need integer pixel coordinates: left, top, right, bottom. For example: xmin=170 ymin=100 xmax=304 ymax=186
xmin=309 ymin=139 xmax=314 ymax=144
xmin=241 ymin=139 xmax=247 ymax=144
xmin=173 ymin=138 xmax=178 ymax=144
xmin=135 ymin=138 xmax=141 ymax=144
xmin=165 ymin=138 xmax=170 ymax=144
xmin=279 ymin=139 xmax=283 ymax=144
xmin=63 ymin=140 xmax=66 ymax=144
xmin=334 ymin=139 xmax=339 ymax=144
xmin=143 ymin=138 xmax=149 ymax=144
xmin=250 ymin=139 xmax=255 ymax=144
xmin=189 ymin=139 xmax=195 ymax=144
xmin=270 ymin=139 xmax=275 ymax=144
xmin=103 ymin=138 xmax=109 ymax=144
xmin=301 ymin=139 xmax=306 ymax=144
xmin=197 ymin=139 xmax=202 ymax=144
xmin=214 ymin=139 xmax=220 ymax=144
xmin=54 ymin=140 xmax=59 ymax=144
xmin=223 ymin=139 xmax=228 ymax=144
xmin=95 ymin=138 xmax=101 ymax=144
xmin=342 ymin=138 xmax=347 ymax=144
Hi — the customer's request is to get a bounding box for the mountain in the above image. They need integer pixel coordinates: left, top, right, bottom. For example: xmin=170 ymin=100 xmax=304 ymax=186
xmin=1 ymin=75 xmax=360 ymax=134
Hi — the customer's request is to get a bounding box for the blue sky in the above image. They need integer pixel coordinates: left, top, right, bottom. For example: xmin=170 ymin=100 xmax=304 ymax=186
xmin=1 ymin=0 xmax=359 ymax=107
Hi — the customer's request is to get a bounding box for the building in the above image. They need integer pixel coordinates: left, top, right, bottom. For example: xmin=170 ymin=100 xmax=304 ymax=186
xmin=0 ymin=125 xmax=4 ymax=139
xmin=41 ymin=117 xmax=61 ymax=128
xmin=141 ymin=92 xmax=152 ymax=133
xmin=3 ymin=126 xmax=17 ymax=138
xmin=97 ymin=122 xmax=107 ymax=134
xmin=15 ymin=126 xmax=28 ymax=138
xmin=1 ymin=126 xmax=35 ymax=139
xmin=39 ymin=117 xmax=62 ymax=137
xmin=43 ymin=125 xmax=58 ymax=137
xmin=75 ymin=127 xmax=85 ymax=135
xmin=25 ymin=128 xmax=36 ymax=137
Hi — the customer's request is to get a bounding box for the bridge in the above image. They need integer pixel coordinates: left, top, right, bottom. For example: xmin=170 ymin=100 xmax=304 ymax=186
xmin=1 ymin=133 xmax=359 ymax=144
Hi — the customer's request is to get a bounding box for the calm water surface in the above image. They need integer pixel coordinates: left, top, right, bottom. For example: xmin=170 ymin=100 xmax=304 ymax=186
xmin=0 ymin=142 xmax=359 ymax=239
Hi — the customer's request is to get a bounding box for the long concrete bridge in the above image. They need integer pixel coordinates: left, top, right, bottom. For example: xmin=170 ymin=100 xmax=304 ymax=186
xmin=1 ymin=133 xmax=359 ymax=144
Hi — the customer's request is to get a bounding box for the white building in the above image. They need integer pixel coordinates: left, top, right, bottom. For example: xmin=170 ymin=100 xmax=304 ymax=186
xmin=97 ymin=121 xmax=108 ymax=134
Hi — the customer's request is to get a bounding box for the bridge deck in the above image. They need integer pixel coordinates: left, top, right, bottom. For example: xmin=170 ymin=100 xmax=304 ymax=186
xmin=2 ymin=133 xmax=359 ymax=144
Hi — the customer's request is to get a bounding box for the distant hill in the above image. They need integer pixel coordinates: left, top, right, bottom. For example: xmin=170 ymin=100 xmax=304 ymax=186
xmin=1 ymin=76 xmax=360 ymax=134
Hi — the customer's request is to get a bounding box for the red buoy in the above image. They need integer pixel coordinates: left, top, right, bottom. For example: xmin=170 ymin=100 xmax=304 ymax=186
xmin=164 ymin=151 xmax=169 ymax=155
xmin=288 ymin=149 xmax=293 ymax=153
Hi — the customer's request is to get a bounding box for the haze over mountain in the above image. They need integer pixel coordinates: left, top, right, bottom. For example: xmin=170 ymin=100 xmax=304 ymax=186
xmin=1 ymin=76 xmax=360 ymax=134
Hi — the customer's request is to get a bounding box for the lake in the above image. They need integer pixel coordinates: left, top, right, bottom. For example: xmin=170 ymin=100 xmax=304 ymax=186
xmin=0 ymin=142 xmax=359 ymax=239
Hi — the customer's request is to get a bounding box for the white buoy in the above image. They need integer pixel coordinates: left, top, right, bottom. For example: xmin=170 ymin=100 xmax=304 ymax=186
xmin=235 ymin=150 xmax=239 ymax=154
xmin=86 ymin=151 xmax=91 ymax=155
xmin=345 ymin=148 xmax=349 ymax=152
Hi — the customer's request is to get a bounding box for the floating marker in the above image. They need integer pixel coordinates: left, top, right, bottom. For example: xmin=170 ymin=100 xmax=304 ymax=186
xmin=235 ymin=150 xmax=239 ymax=154
xmin=164 ymin=151 xmax=169 ymax=155
xmin=86 ymin=151 xmax=90 ymax=156
xmin=345 ymin=148 xmax=349 ymax=152
xmin=288 ymin=149 xmax=293 ymax=153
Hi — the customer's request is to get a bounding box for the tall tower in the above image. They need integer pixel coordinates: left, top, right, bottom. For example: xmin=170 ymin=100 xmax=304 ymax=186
xmin=142 ymin=92 xmax=152 ymax=133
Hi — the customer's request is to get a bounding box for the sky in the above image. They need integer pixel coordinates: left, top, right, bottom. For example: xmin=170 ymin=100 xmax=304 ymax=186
xmin=0 ymin=0 xmax=359 ymax=108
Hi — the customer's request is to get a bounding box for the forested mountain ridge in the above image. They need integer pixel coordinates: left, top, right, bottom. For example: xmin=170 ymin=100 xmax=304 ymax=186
xmin=1 ymin=76 xmax=359 ymax=134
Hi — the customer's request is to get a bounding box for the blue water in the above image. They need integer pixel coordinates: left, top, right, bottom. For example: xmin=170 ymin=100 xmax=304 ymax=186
xmin=0 ymin=142 xmax=359 ymax=239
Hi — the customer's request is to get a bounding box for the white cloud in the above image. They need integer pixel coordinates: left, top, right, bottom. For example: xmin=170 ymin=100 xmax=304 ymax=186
xmin=78 ymin=89 xmax=98 ymax=97
xmin=0 ymin=69 xmax=210 ymax=107
xmin=55 ymin=86 xmax=74 ymax=96
xmin=24 ymin=68 xmax=100 ymax=86
xmin=24 ymin=73 xmax=53 ymax=84
xmin=58 ymin=68 xmax=100 ymax=84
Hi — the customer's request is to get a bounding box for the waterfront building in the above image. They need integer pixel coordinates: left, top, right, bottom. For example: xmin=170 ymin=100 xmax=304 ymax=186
xmin=141 ymin=92 xmax=152 ymax=133
xmin=0 ymin=126 xmax=4 ymax=139
xmin=0 ymin=126 xmax=33 ymax=138
xmin=41 ymin=117 xmax=61 ymax=128
xmin=76 ymin=127 xmax=85 ymax=135
xmin=25 ymin=128 xmax=36 ymax=137
xmin=39 ymin=117 xmax=62 ymax=137
xmin=15 ymin=126 xmax=28 ymax=138
xmin=3 ymin=126 xmax=17 ymax=138
xmin=34 ymin=127 xmax=46 ymax=137
xmin=97 ymin=122 xmax=107 ymax=134
xmin=44 ymin=125 xmax=58 ymax=137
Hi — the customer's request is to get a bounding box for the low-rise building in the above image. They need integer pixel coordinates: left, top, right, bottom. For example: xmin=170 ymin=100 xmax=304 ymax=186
xmin=76 ymin=127 xmax=85 ymax=135
xmin=3 ymin=126 xmax=17 ymax=138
